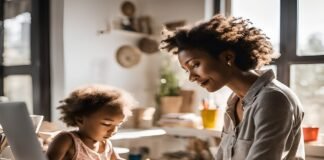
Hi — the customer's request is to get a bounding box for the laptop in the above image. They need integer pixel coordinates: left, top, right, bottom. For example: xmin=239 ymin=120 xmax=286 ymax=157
xmin=0 ymin=102 xmax=47 ymax=160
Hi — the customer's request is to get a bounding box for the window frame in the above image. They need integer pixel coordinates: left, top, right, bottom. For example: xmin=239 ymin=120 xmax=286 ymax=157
xmin=214 ymin=0 xmax=324 ymax=85
xmin=0 ymin=0 xmax=51 ymax=120
xmin=213 ymin=0 xmax=324 ymax=132
xmin=278 ymin=0 xmax=324 ymax=85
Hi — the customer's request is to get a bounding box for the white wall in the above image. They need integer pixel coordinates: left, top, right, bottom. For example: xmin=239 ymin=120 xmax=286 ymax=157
xmin=50 ymin=0 xmax=65 ymax=124
xmin=50 ymin=0 xmax=206 ymax=123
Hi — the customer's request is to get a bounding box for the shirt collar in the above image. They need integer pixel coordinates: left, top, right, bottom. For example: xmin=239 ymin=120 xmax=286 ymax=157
xmin=227 ymin=69 xmax=275 ymax=108
xmin=243 ymin=69 xmax=275 ymax=105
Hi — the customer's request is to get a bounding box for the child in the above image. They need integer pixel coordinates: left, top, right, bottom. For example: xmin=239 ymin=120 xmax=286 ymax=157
xmin=47 ymin=85 xmax=135 ymax=160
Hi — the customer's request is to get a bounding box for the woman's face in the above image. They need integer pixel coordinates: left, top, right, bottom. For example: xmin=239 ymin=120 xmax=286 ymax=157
xmin=178 ymin=49 xmax=232 ymax=92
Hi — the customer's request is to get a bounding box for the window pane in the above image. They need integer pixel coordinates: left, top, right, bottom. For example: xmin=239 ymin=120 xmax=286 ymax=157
xmin=3 ymin=0 xmax=31 ymax=66
xmin=298 ymin=0 xmax=324 ymax=56
xmin=4 ymin=75 xmax=33 ymax=113
xmin=290 ymin=64 xmax=324 ymax=132
xmin=231 ymin=0 xmax=280 ymax=51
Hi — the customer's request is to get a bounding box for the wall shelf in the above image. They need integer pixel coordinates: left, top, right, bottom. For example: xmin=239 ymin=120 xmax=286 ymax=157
xmin=110 ymin=29 xmax=147 ymax=38
xmin=305 ymin=143 xmax=324 ymax=159
xmin=162 ymin=127 xmax=221 ymax=139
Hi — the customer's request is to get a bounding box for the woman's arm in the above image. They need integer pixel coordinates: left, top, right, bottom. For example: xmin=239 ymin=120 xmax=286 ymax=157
xmin=246 ymin=91 xmax=294 ymax=160
xmin=46 ymin=132 xmax=74 ymax=160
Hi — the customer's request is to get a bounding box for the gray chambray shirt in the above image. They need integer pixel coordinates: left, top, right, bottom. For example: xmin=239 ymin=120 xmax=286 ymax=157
xmin=215 ymin=70 xmax=305 ymax=160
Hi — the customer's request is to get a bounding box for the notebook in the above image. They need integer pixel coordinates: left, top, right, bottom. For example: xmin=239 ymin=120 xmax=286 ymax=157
xmin=0 ymin=102 xmax=47 ymax=160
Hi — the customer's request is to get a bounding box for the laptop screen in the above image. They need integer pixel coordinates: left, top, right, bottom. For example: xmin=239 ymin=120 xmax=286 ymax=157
xmin=0 ymin=102 xmax=47 ymax=160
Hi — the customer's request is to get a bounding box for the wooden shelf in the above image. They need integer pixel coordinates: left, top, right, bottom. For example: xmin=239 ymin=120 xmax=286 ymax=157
xmin=305 ymin=143 xmax=324 ymax=158
xmin=108 ymin=29 xmax=160 ymax=40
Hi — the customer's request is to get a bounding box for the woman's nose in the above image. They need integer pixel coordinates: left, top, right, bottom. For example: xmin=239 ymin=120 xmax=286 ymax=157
xmin=188 ymin=72 xmax=198 ymax=82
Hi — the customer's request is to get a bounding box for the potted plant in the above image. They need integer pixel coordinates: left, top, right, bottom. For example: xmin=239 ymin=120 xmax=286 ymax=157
xmin=157 ymin=61 xmax=183 ymax=115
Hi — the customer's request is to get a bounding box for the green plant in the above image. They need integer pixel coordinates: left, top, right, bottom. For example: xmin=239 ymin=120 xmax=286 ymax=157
xmin=159 ymin=66 xmax=180 ymax=97
xmin=155 ymin=55 xmax=181 ymax=107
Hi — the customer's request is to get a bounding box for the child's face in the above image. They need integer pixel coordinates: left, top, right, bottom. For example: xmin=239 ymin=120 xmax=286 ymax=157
xmin=78 ymin=106 xmax=125 ymax=141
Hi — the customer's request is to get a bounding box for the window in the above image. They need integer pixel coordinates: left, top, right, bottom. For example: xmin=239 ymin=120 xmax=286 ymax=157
xmin=4 ymin=12 xmax=31 ymax=66
xmin=297 ymin=0 xmax=324 ymax=56
xmin=0 ymin=0 xmax=51 ymax=120
xmin=4 ymin=75 xmax=33 ymax=112
xmin=231 ymin=0 xmax=280 ymax=51
xmin=291 ymin=64 xmax=324 ymax=130
xmin=230 ymin=0 xmax=324 ymax=132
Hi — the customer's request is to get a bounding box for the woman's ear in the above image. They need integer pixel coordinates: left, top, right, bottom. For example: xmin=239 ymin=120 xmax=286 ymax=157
xmin=219 ymin=50 xmax=235 ymax=66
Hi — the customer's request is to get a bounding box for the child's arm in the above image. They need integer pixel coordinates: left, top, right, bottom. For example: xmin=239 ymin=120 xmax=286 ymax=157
xmin=46 ymin=132 xmax=74 ymax=160
xmin=111 ymin=149 xmax=125 ymax=160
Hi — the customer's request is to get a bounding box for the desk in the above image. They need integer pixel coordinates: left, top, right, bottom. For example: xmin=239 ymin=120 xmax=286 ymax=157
xmin=111 ymin=128 xmax=166 ymax=140
xmin=111 ymin=127 xmax=221 ymax=140
xmin=111 ymin=127 xmax=221 ymax=159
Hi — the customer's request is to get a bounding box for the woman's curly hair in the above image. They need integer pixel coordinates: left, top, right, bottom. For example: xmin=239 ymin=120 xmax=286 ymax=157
xmin=160 ymin=14 xmax=278 ymax=71
xmin=58 ymin=85 xmax=135 ymax=127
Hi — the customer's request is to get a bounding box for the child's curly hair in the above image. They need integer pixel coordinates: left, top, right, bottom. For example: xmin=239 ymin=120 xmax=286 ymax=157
xmin=58 ymin=85 xmax=135 ymax=127
xmin=160 ymin=14 xmax=279 ymax=71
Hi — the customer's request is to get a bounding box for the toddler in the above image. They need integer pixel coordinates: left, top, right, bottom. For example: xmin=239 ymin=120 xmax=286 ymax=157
xmin=47 ymin=85 xmax=135 ymax=160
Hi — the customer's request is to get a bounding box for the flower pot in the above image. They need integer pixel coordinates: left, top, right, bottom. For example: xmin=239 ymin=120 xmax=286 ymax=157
xmin=303 ymin=126 xmax=319 ymax=142
xmin=160 ymin=96 xmax=183 ymax=115
xmin=179 ymin=90 xmax=195 ymax=113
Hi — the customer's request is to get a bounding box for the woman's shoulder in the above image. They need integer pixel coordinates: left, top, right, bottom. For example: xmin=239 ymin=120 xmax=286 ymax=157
xmin=254 ymin=83 xmax=297 ymax=114
xmin=259 ymin=80 xmax=300 ymax=106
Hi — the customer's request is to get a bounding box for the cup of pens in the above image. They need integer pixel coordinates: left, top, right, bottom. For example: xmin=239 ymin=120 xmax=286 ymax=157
xmin=200 ymin=99 xmax=218 ymax=129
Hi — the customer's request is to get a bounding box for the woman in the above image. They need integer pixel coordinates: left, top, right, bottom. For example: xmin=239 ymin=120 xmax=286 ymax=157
xmin=160 ymin=14 xmax=305 ymax=160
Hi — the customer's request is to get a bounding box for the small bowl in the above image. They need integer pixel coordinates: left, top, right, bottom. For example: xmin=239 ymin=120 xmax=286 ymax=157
xmin=303 ymin=126 xmax=319 ymax=142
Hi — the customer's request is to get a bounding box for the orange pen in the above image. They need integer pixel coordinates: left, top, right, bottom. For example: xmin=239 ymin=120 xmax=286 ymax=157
xmin=202 ymin=98 xmax=209 ymax=110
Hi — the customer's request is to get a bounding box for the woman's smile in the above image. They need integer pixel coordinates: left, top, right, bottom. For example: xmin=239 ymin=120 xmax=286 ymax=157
xmin=199 ymin=79 xmax=209 ymax=87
